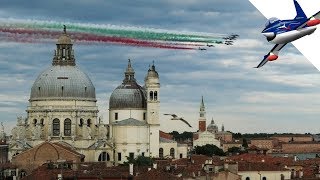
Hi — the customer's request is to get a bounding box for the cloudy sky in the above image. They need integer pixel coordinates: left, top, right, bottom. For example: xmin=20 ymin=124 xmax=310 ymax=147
xmin=1 ymin=0 xmax=320 ymax=134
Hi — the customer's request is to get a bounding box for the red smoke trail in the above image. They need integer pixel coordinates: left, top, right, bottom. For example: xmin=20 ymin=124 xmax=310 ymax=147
xmin=0 ymin=28 xmax=196 ymax=50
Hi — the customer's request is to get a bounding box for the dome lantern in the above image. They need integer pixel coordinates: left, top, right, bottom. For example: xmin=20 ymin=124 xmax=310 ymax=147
xmin=52 ymin=25 xmax=75 ymax=66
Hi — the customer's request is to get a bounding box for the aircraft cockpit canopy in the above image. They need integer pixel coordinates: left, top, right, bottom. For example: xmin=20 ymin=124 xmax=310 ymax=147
xmin=265 ymin=17 xmax=280 ymax=27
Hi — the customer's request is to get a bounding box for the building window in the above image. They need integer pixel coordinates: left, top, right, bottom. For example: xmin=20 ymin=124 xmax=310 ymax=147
xmin=129 ymin=152 xmax=134 ymax=159
xmin=98 ymin=152 xmax=108 ymax=162
xmin=33 ymin=119 xmax=37 ymax=126
xmin=180 ymin=153 xmax=183 ymax=158
xmin=64 ymin=119 xmax=71 ymax=136
xmin=262 ymin=177 xmax=267 ymax=180
xmin=143 ymin=113 xmax=146 ymax=120
xmin=170 ymin=148 xmax=175 ymax=158
xmin=246 ymin=177 xmax=250 ymax=180
xmin=149 ymin=91 xmax=153 ymax=101
xmin=154 ymin=91 xmax=158 ymax=100
xmin=79 ymin=119 xmax=83 ymax=127
xmin=115 ymin=113 xmax=118 ymax=120
xmin=52 ymin=119 xmax=60 ymax=136
xmin=118 ymin=153 xmax=121 ymax=161
xmin=142 ymin=152 xmax=145 ymax=157
xmin=87 ymin=119 xmax=91 ymax=127
xmin=159 ymin=148 xmax=163 ymax=158
xmin=40 ymin=119 xmax=44 ymax=126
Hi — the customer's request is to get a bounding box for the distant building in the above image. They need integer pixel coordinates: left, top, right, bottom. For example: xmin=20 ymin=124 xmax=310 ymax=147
xmin=159 ymin=131 xmax=188 ymax=159
xmin=272 ymin=134 xmax=313 ymax=143
xmin=250 ymin=138 xmax=279 ymax=153
xmin=237 ymin=161 xmax=291 ymax=180
xmin=193 ymin=97 xmax=221 ymax=148
xmin=222 ymin=141 xmax=242 ymax=152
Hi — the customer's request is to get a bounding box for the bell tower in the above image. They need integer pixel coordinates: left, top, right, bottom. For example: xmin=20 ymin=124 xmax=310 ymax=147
xmin=198 ymin=96 xmax=206 ymax=132
xmin=145 ymin=62 xmax=160 ymax=157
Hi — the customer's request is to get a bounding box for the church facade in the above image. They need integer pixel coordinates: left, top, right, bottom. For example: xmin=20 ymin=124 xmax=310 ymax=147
xmin=8 ymin=29 xmax=184 ymax=167
xmin=193 ymin=97 xmax=232 ymax=148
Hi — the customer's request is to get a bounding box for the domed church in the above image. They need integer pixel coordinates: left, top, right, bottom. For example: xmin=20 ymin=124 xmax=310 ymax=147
xmin=9 ymin=28 xmax=109 ymax=163
xmin=8 ymin=28 xmax=184 ymax=169
xmin=108 ymin=59 xmax=161 ymax=163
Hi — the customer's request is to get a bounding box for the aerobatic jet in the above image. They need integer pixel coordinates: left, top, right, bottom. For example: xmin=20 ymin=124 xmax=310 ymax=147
xmin=255 ymin=0 xmax=320 ymax=68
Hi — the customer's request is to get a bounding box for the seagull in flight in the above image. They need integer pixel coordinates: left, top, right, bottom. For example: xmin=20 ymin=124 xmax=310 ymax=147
xmin=164 ymin=114 xmax=192 ymax=127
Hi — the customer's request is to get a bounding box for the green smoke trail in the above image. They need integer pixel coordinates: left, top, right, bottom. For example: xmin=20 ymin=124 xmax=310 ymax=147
xmin=3 ymin=19 xmax=224 ymax=44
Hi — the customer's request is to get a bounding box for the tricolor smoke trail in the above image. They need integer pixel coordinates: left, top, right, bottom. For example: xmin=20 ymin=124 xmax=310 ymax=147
xmin=0 ymin=18 xmax=231 ymax=50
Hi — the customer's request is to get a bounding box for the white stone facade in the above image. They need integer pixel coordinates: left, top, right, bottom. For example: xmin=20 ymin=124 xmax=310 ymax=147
xmin=238 ymin=170 xmax=291 ymax=180
xmin=193 ymin=131 xmax=221 ymax=148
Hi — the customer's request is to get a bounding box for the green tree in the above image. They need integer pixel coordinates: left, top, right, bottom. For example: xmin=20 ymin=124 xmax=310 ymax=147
xmin=194 ymin=144 xmax=225 ymax=156
xmin=227 ymin=147 xmax=241 ymax=154
xmin=123 ymin=155 xmax=153 ymax=166
xmin=169 ymin=131 xmax=193 ymax=141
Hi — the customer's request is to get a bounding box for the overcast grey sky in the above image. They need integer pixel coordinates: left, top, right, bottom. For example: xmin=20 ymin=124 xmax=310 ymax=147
xmin=1 ymin=0 xmax=320 ymax=134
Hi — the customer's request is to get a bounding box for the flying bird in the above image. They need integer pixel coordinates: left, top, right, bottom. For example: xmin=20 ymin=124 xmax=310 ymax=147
xmin=163 ymin=114 xmax=192 ymax=127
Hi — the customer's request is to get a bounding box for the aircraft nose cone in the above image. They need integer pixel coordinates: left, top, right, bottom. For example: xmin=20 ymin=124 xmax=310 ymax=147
xmin=262 ymin=32 xmax=275 ymax=38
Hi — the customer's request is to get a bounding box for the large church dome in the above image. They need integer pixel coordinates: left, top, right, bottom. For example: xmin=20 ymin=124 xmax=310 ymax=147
xmin=29 ymin=27 xmax=96 ymax=101
xmin=30 ymin=66 xmax=96 ymax=101
xmin=109 ymin=60 xmax=146 ymax=109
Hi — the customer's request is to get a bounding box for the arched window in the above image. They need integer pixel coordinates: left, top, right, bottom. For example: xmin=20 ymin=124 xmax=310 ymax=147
xmin=281 ymin=174 xmax=285 ymax=180
xmin=87 ymin=119 xmax=91 ymax=127
xmin=52 ymin=119 xmax=60 ymax=136
xmin=262 ymin=177 xmax=267 ymax=180
xmin=154 ymin=91 xmax=158 ymax=101
xmin=149 ymin=91 xmax=154 ymax=101
xmin=79 ymin=119 xmax=83 ymax=127
xmin=159 ymin=148 xmax=163 ymax=158
xmin=98 ymin=152 xmax=109 ymax=161
xmin=170 ymin=148 xmax=175 ymax=158
xmin=33 ymin=119 xmax=37 ymax=126
xmin=245 ymin=177 xmax=250 ymax=180
xmin=64 ymin=119 xmax=71 ymax=136
xmin=40 ymin=119 xmax=44 ymax=126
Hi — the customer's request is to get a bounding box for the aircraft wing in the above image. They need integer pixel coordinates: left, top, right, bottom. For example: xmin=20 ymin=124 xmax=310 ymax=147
xmin=255 ymin=43 xmax=287 ymax=68
xmin=297 ymin=10 xmax=320 ymax=30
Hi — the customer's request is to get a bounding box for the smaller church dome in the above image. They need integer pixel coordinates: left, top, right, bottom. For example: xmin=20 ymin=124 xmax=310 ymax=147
xmin=207 ymin=119 xmax=218 ymax=133
xmin=109 ymin=60 xmax=147 ymax=109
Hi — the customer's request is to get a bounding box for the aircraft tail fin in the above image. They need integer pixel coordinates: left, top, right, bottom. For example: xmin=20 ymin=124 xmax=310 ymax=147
xmin=294 ymin=0 xmax=307 ymax=20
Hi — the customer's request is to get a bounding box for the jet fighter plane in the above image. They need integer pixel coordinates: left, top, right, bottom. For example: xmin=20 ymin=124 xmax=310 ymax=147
xmin=256 ymin=0 xmax=320 ymax=68
xmin=198 ymin=47 xmax=207 ymax=51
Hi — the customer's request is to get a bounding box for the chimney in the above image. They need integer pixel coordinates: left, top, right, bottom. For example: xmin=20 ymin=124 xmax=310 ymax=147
xmin=153 ymin=163 xmax=157 ymax=169
xmin=129 ymin=163 xmax=133 ymax=175
xmin=299 ymin=171 xmax=303 ymax=178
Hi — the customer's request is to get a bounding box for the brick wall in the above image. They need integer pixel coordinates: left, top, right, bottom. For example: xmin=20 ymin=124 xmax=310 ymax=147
xmin=281 ymin=143 xmax=320 ymax=153
xmin=273 ymin=135 xmax=313 ymax=143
